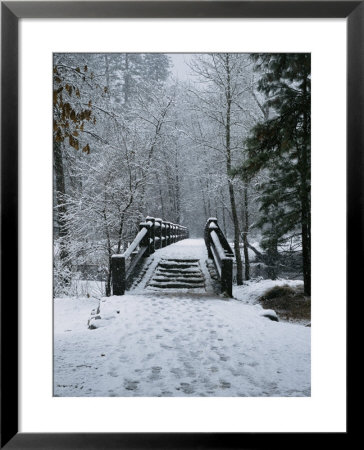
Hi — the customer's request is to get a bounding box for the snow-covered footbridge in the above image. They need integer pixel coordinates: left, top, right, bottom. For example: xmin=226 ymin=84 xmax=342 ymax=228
xmin=111 ymin=217 xmax=233 ymax=297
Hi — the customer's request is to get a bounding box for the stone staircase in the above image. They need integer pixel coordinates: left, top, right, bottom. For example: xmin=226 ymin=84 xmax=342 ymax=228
xmin=147 ymin=258 xmax=205 ymax=290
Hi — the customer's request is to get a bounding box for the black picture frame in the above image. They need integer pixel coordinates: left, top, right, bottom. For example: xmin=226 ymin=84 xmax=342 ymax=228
xmin=1 ymin=1 xmax=356 ymax=448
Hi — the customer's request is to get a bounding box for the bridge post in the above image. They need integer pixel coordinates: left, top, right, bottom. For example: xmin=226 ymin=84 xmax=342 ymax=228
xmin=161 ymin=221 xmax=166 ymax=247
xmin=205 ymin=218 xmax=218 ymax=258
xmin=164 ymin=222 xmax=168 ymax=246
xmin=146 ymin=216 xmax=155 ymax=254
xmin=166 ymin=222 xmax=171 ymax=246
xmin=154 ymin=218 xmax=162 ymax=249
xmin=111 ymin=255 xmax=126 ymax=295
xmin=221 ymin=257 xmax=233 ymax=297
xmin=204 ymin=217 xmax=234 ymax=297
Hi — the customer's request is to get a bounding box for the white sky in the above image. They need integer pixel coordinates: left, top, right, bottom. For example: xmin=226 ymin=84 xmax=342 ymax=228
xmin=168 ymin=53 xmax=194 ymax=80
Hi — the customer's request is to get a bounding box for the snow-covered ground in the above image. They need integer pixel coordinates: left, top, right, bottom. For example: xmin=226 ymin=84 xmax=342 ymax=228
xmin=54 ymin=239 xmax=310 ymax=397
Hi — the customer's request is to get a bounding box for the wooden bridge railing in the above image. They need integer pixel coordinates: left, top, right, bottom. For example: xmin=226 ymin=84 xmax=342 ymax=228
xmin=111 ymin=217 xmax=189 ymax=295
xmin=204 ymin=218 xmax=234 ymax=297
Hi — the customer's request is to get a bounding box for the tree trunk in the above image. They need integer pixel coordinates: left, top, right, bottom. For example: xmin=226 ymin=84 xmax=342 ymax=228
xmin=103 ymin=208 xmax=112 ymax=297
xmin=104 ymin=54 xmax=110 ymax=98
xmin=206 ymin=178 xmax=211 ymax=217
xmin=155 ymin=173 xmax=165 ymax=219
xmin=300 ymin=75 xmax=311 ymax=296
xmin=124 ymin=54 xmax=130 ymax=105
xmin=267 ymin=244 xmax=278 ymax=280
xmin=117 ymin=219 xmax=124 ymax=254
xmin=266 ymin=227 xmax=279 ymax=280
xmin=175 ymin=166 xmax=181 ymax=223
xmin=106 ymin=255 xmax=112 ymax=297
xmin=53 ymin=141 xmax=69 ymax=264
xmin=300 ymin=155 xmax=311 ymax=295
xmin=200 ymin=178 xmax=208 ymax=219
xmin=242 ymin=183 xmax=250 ymax=280
xmin=225 ymin=54 xmax=243 ymax=285
xmin=222 ymin=201 xmax=227 ymax=236
xmin=228 ymin=181 xmax=243 ymax=284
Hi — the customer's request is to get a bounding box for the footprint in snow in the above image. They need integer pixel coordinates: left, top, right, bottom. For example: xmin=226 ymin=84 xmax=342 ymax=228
xmin=189 ymin=350 xmax=202 ymax=358
xmin=118 ymin=355 xmax=129 ymax=363
xmin=170 ymin=367 xmax=183 ymax=378
xmin=248 ymin=361 xmax=259 ymax=368
xmin=142 ymin=327 xmax=153 ymax=333
xmin=148 ymin=366 xmax=163 ymax=381
xmin=123 ymin=379 xmax=139 ymax=391
xmin=160 ymin=343 xmax=173 ymax=350
xmin=107 ymin=370 xmax=118 ymax=378
xmin=179 ymin=382 xmax=195 ymax=394
xmin=160 ymin=390 xmax=173 ymax=396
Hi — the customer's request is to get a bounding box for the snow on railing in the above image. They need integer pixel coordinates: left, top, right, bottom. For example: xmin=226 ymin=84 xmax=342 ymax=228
xmin=122 ymin=226 xmax=149 ymax=260
xmin=204 ymin=218 xmax=234 ymax=297
xmin=111 ymin=216 xmax=189 ymax=295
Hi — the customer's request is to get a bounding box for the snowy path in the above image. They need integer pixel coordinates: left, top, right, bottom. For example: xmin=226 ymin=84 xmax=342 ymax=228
xmin=54 ymin=239 xmax=310 ymax=397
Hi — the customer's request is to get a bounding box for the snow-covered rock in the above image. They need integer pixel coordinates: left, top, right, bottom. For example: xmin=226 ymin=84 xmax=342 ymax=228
xmin=260 ymin=309 xmax=279 ymax=322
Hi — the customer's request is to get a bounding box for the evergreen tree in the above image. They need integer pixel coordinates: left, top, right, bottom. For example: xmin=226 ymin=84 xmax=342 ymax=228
xmin=142 ymin=53 xmax=171 ymax=83
xmin=243 ymin=54 xmax=311 ymax=294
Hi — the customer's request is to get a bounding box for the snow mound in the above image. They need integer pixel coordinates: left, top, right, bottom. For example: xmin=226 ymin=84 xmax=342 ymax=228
xmin=233 ymin=279 xmax=303 ymax=305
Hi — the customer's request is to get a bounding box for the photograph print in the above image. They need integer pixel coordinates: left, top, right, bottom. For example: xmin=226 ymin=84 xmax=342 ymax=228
xmin=53 ymin=53 xmax=311 ymax=397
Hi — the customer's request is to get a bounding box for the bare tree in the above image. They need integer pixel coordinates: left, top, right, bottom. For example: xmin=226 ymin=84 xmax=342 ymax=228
xmin=186 ymin=54 xmax=258 ymax=284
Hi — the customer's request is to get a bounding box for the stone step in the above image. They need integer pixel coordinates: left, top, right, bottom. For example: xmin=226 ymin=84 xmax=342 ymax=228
xmin=158 ymin=263 xmax=199 ymax=270
xmin=152 ymin=276 xmax=204 ymax=284
xmin=147 ymin=258 xmax=205 ymax=291
xmin=157 ymin=267 xmax=201 ymax=274
xmin=154 ymin=271 xmax=203 ymax=278
xmin=148 ymin=282 xmax=205 ymax=289
xmin=160 ymin=259 xmax=199 ymax=263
